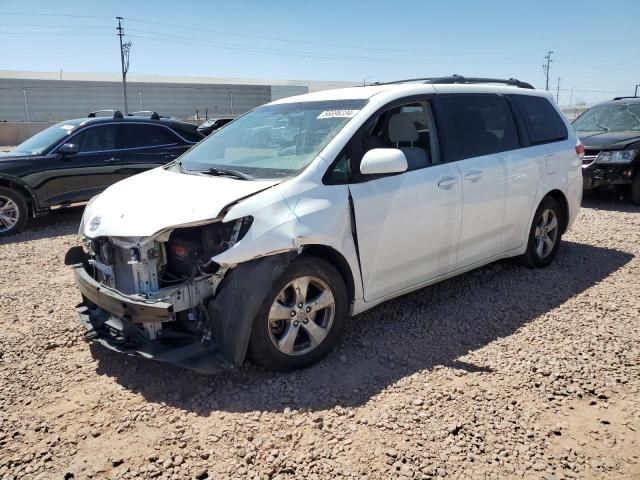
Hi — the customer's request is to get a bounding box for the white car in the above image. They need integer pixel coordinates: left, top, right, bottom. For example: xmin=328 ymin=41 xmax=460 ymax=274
xmin=67 ymin=76 xmax=583 ymax=373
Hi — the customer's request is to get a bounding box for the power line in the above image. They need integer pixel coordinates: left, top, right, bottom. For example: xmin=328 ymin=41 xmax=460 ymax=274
xmin=124 ymin=16 xmax=543 ymax=58
xmin=127 ymin=31 xmax=534 ymax=66
xmin=0 ymin=12 xmax=112 ymax=19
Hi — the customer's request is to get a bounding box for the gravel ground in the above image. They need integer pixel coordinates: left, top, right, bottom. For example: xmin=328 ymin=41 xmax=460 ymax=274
xmin=0 ymin=195 xmax=639 ymax=480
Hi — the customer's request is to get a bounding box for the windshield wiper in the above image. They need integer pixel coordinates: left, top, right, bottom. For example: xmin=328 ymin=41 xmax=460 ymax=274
xmin=625 ymin=108 xmax=640 ymax=125
xmin=199 ymin=167 xmax=254 ymax=181
xmin=594 ymin=121 xmax=609 ymax=132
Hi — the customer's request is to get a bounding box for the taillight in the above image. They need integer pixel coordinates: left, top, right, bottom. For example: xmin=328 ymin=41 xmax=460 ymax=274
xmin=575 ymin=142 xmax=585 ymax=159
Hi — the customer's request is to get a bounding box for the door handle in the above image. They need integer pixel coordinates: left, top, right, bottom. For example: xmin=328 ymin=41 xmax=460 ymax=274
xmin=437 ymin=176 xmax=459 ymax=188
xmin=464 ymin=170 xmax=484 ymax=182
xmin=103 ymin=157 xmax=119 ymax=162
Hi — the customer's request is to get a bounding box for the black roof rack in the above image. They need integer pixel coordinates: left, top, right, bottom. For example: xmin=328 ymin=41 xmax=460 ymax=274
xmin=128 ymin=110 xmax=161 ymax=120
xmin=612 ymin=96 xmax=639 ymax=101
xmin=88 ymin=109 xmax=124 ymax=119
xmin=377 ymin=74 xmax=534 ymax=89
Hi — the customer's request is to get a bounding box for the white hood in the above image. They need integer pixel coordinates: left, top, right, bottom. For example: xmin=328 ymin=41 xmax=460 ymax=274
xmin=81 ymin=167 xmax=279 ymax=238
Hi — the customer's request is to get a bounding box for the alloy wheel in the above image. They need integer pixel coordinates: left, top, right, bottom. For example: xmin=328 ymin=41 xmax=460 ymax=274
xmin=534 ymin=208 xmax=559 ymax=258
xmin=0 ymin=195 xmax=20 ymax=233
xmin=268 ymin=275 xmax=335 ymax=356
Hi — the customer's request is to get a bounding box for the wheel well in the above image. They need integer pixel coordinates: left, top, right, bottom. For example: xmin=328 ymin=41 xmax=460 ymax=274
xmin=544 ymin=189 xmax=569 ymax=234
xmin=0 ymin=179 xmax=35 ymax=216
xmin=300 ymin=245 xmax=356 ymax=303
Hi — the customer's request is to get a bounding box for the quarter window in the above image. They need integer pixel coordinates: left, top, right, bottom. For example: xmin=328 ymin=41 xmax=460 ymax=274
xmin=120 ymin=124 xmax=178 ymax=149
xmin=441 ymin=94 xmax=519 ymax=159
xmin=512 ymin=95 xmax=568 ymax=145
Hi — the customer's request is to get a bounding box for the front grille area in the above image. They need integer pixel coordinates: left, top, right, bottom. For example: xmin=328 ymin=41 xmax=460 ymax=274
xmin=582 ymin=155 xmax=597 ymax=168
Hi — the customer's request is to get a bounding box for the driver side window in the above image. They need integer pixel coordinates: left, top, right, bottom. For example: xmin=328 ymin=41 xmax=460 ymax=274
xmin=324 ymin=99 xmax=439 ymax=184
xmin=71 ymin=125 xmax=119 ymax=153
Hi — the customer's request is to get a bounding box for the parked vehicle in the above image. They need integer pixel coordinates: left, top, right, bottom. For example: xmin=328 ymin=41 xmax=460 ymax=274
xmin=573 ymin=96 xmax=640 ymax=204
xmin=0 ymin=110 xmax=203 ymax=236
xmin=66 ymin=76 xmax=583 ymax=373
xmin=197 ymin=117 xmax=234 ymax=136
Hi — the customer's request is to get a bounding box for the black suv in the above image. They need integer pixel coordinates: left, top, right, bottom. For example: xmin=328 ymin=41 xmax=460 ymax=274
xmin=574 ymin=97 xmax=640 ymax=204
xmin=197 ymin=117 xmax=234 ymax=136
xmin=0 ymin=111 xmax=203 ymax=236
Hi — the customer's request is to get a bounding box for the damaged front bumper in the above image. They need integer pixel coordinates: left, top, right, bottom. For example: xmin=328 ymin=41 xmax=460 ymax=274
xmin=73 ymin=265 xmax=232 ymax=373
xmin=69 ymin=251 xmax=296 ymax=374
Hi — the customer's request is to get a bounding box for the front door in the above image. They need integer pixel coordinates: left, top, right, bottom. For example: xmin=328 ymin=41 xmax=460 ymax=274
xmin=347 ymin=98 xmax=463 ymax=302
xmin=42 ymin=124 xmax=125 ymax=207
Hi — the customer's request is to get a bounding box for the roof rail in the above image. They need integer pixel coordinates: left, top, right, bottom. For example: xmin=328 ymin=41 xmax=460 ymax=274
xmin=88 ymin=109 xmax=124 ymax=119
xmin=612 ymin=96 xmax=639 ymax=101
xmin=128 ymin=110 xmax=161 ymax=120
xmin=377 ymin=74 xmax=534 ymax=89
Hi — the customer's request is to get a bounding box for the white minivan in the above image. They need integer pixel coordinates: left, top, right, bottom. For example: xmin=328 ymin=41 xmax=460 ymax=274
xmin=67 ymin=76 xmax=583 ymax=373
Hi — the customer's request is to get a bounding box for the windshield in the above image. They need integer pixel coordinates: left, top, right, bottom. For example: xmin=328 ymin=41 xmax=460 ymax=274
xmin=13 ymin=121 xmax=79 ymax=155
xmin=177 ymin=99 xmax=368 ymax=179
xmin=573 ymin=102 xmax=640 ymax=132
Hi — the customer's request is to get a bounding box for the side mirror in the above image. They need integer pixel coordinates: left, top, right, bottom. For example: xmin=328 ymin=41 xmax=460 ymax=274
xmin=360 ymin=148 xmax=408 ymax=175
xmin=58 ymin=143 xmax=79 ymax=156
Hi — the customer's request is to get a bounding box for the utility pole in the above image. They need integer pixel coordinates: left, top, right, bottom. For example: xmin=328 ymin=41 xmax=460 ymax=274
xmin=116 ymin=17 xmax=132 ymax=114
xmin=556 ymin=77 xmax=561 ymax=103
xmin=22 ymin=89 xmax=29 ymax=123
xmin=542 ymin=51 xmax=554 ymax=91
xmin=569 ymin=87 xmax=576 ymax=106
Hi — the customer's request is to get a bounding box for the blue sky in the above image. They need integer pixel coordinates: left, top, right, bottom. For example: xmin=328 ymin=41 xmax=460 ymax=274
xmin=1 ymin=0 xmax=638 ymax=105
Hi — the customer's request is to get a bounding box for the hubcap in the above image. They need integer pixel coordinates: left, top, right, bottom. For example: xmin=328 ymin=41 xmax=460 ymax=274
xmin=534 ymin=208 xmax=558 ymax=258
xmin=0 ymin=195 xmax=19 ymax=233
xmin=268 ymin=276 xmax=335 ymax=356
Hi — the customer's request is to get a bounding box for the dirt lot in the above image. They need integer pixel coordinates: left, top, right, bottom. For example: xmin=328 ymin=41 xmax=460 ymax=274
xmin=0 ymin=195 xmax=638 ymax=480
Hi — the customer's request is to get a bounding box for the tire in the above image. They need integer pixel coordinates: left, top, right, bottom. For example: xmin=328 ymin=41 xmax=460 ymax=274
xmin=248 ymin=256 xmax=348 ymax=372
xmin=520 ymin=196 xmax=563 ymax=268
xmin=631 ymin=171 xmax=640 ymax=205
xmin=0 ymin=186 xmax=28 ymax=237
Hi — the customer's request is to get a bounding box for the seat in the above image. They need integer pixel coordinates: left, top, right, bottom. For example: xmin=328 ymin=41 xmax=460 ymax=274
xmin=388 ymin=113 xmax=430 ymax=170
xmin=460 ymin=109 xmax=498 ymax=157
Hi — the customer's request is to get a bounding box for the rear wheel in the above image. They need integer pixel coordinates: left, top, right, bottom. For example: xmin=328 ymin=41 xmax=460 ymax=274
xmin=0 ymin=187 xmax=28 ymax=237
xmin=248 ymin=257 xmax=347 ymax=372
xmin=520 ymin=196 xmax=563 ymax=268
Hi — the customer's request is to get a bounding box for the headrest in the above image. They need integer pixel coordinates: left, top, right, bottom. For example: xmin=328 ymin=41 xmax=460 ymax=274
xmin=388 ymin=113 xmax=419 ymax=143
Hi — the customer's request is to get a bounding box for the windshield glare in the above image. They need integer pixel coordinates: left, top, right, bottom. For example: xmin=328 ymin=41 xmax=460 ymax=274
xmin=13 ymin=122 xmax=78 ymax=155
xmin=573 ymin=102 xmax=640 ymax=132
xmin=178 ymin=99 xmax=368 ymax=179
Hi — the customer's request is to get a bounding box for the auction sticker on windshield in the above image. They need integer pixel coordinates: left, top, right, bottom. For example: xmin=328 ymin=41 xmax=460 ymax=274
xmin=317 ymin=110 xmax=360 ymax=119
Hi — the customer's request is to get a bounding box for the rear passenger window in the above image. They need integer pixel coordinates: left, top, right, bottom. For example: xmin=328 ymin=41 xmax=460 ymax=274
xmin=512 ymin=95 xmax=568 ymax=145
xmin=441 ymin=94 xmax=519 ymax=159
xmin=121 ymin=124 xmax=178 ymax=149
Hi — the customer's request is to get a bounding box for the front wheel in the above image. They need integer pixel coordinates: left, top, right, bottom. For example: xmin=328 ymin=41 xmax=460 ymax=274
xmin=520 ymin=196 xmax=563 ymax=268
xmin=248 ymin=257 xmax=348 ymax=372
xmin=0 ymin=187 xmax=28 ymax=237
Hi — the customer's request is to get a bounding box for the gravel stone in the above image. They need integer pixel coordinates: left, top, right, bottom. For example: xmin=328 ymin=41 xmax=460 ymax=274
xmin=0 ymin=197 xmax=639 ymax=479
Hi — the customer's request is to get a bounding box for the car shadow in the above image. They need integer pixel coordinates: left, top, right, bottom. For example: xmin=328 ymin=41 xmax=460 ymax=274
xmin=0 ymin=208 xmax=83 ymax=245
xmin=582 ymin=189 xmax=640 ymax=213
xmin=90 ymin=239 xmax=634 ymax=414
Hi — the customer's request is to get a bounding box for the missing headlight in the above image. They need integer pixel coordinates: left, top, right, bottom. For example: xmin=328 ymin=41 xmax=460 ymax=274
xmin=165 ymin=217 xmax=252 ymax=278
